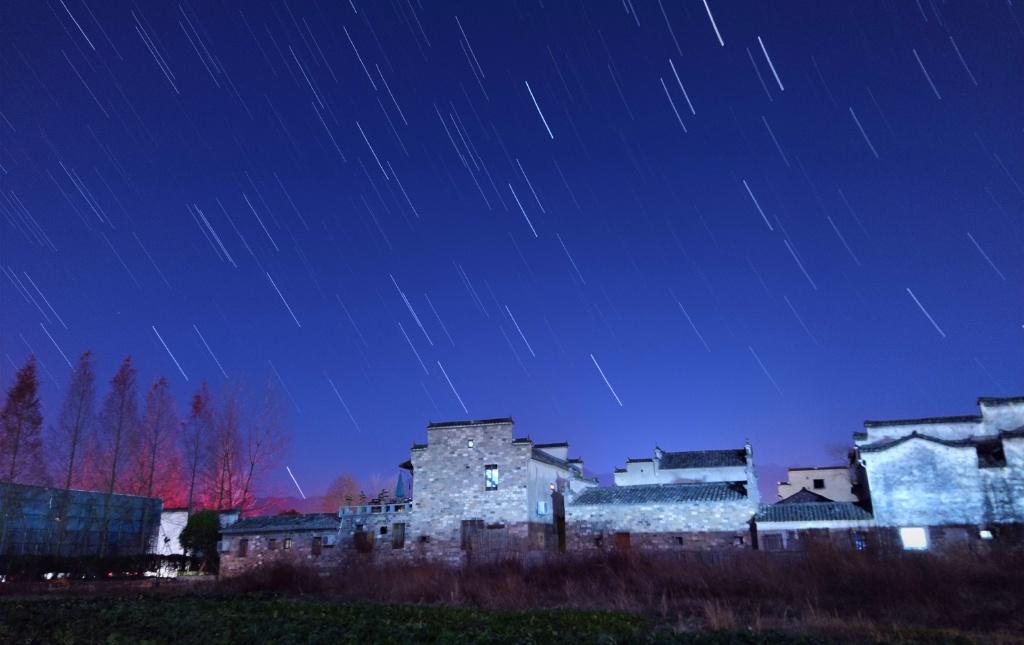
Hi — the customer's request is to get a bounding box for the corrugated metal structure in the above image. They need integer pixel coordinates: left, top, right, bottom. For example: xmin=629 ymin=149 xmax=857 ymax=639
xmin=0 ymin=483 xmax=162 ymax=556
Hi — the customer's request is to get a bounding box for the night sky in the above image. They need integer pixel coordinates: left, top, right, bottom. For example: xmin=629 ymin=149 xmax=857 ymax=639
xmin=1 ymin=1 xmax=1021 ymax=500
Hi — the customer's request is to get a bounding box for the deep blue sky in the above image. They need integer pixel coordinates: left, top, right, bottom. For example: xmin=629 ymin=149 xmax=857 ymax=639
xmin=1 ymin=1 xmax=1021 ymax=500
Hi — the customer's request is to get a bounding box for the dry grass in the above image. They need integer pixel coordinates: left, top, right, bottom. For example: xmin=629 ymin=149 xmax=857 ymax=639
xmin=222 ymin=548 xmax=1024 ymax=640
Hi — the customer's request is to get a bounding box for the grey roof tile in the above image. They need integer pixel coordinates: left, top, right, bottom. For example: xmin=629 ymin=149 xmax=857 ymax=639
xmin=220 ymin=512 xmax=340 ymax=534
xmin=531 ymin=447 xmax=573 ymax=470
xmin=777 ymin=488 xmax=835 ymax=504
xmin=755 ymin=502 xmax=872 ymax=523
xmin=427 ymin=417 xmax=514 ymax=429
xmin=660 ymin=449 xmax=747 ymax=469
xmin=571 ymin=482 xmax=748 ymax=506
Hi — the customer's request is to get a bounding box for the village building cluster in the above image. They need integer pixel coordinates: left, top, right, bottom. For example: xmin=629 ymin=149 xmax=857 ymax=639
xmin=216 ymin=395 xmax=1024 ymax=575
xmin=2 ymin=395 xmax=1020 ymax=573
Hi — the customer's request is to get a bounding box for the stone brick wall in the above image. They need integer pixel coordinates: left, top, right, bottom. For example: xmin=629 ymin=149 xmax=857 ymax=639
xmin=566 ymin=527 xmax=751 ymax=553
xmin=408 ymin=421 xmax=534 ymax=563
xmin=565 ymin=499 xmax=756 ymax=554
xmin=219 ymin=530 xmax=343 ymax=576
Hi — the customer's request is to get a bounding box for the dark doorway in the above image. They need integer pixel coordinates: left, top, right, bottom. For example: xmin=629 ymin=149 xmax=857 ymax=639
xmin=614 ymin=532 xmax=631 ymax=551
xmin=552 ymin=491 xmax=566 ymax=552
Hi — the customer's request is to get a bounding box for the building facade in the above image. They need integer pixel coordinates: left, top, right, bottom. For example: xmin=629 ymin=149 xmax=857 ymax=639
xmin=853 ymin=395 xmax=1024 ymax=551
xmin=777 ymin=466 xmax=857 ymax=502
xmin=0 ymin=483 xmax=162 ymax=557
xmin=218 ymin=395 xmax=1024 ymax=575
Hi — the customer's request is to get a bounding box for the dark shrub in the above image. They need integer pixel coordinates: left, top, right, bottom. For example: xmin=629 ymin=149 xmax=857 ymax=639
xmin=225 ymin=560 xmax=325 ymax=594
xmin=179 ymin=510 xmax=221 ymax=572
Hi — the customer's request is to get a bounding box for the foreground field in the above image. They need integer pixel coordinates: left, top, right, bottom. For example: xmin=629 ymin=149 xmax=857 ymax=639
xmin=1 ymin=551 xmax=1022 ymax=643
xmin=0 ymin=594 xmax=999 ymax=644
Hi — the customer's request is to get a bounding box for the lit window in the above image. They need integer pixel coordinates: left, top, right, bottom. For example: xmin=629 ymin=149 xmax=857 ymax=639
xmin=537 ymin=500 xmax=548 ymax=516
xmin=468 ymin=439 xmax=474 ymax=448
xmin=812 ymin=479 xmax=825 ymax=490
xmin=283 ymin=538 xmax=293 ymax=550
xmin=979 ymin=530 xmax=994 ymax=540
xmin=853 ymin=532 xmax=867 ymax=551
xmin=899 ymin=527 xmax=928 ymax=550
xmin=485 ymin=464 xmax=499 ymax=491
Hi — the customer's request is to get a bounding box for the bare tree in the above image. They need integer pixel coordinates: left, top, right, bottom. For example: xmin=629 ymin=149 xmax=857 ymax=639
xmin=130 ymin=377 xmax=178 ymax=499
xmin=206 ymin=387 xmax=242 ymax=510
xmin=366 ymin=472 xmax=398 ymax=502
xmin=0 ymin=356 xmax=45 ymax=555
xmin=323 ymin=473 xmax=361 ymax=512
xmin=1 ymin=355 xmax=46 ymax=486
xmin=236 ymin=381 xmax=288 ymax=514
xmin=50 ymin=351 xmax=96 ymax=554
xmin=96 ymin=356 xmax=139 ymax=555
xmin=52 ymin=351 xmax=96 ymax=492
xmin=180 ymin=382 xmax=212 ymax=515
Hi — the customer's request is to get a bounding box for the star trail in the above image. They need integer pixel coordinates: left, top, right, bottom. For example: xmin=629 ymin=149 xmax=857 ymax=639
xmin=1 ymin=1 xmax=1021 ymax=497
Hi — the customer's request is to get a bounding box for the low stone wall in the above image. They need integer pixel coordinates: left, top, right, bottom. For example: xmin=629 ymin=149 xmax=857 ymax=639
xmin=566 ymin=526 xmax=752 ymax=554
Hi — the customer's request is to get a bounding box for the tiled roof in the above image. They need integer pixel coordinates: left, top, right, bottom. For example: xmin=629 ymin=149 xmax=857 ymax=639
xmin=427 ymin=417 xmax=514 ymax=429
xmin=626 ymin=457 xmax=653 ymax=463
xmin=787 ymin=465 xmax=848 ymax=472
xmin=220 ymin=513 xmax=340 ymax=534
xmin=531 ymin=447 xmax=573 ymax=470
xmin=777 ymin=488 xmax=835 ymax=504
xmin=858 ymin=429 xmax=1024 ymax=453
xmin=978 ymin=395 xmax=1024 ymax=406
xmin=863 ymin=415 xmax=980 ymax=428
xmin=755 ymin=502 xmax=872 ymax=523
xmin=534 ymin=442 xmax=568 ymax=448
xmin=571 ymin=482 xmax=748 ymax=506
xmin=411 ymin=443 xmax=427 ymax=451
xmin=660 ymin=449 xmax=747 ymax=469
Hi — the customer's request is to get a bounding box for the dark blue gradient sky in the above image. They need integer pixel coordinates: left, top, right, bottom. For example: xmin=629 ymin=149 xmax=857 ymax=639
xmin=1 ymin=1 xmax=1021 ymax=498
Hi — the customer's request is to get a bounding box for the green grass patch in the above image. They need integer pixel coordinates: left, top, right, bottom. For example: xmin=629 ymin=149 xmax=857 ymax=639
xmin=0 ymin=595 xmax=836 ymax=644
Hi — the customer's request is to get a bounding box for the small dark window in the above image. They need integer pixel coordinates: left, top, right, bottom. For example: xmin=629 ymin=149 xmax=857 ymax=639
xmin=761 ymin=534 xmax=783 ymax=551
xmin=392 ymin=523 xmax=406 ymax=549
xmin=237 ymin=539 xmax=248 ymax=557
xmin=283 ymin=538 xmax=293 ymax=550
xmin=594 ymin=535 xmax=604 ymax=548
xmin=812 ymin=478 xmax=825 ymax=489
xmin=674 ymin=536 xmax=684 ymax=545
xmin=311 ymin=536 xmax=322 ymax=556
xmin=268 ymin=538 xmax=277 ymax=550
xmin=853 ymin=532 xmax=868 ymax=551
xmin=379 ymin=525 xmax=388 ymax=535
xmin=484 ymin=464 xmax=499 ymax=490
xmin=977 ymin=441 xmax=1007 ymax=468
